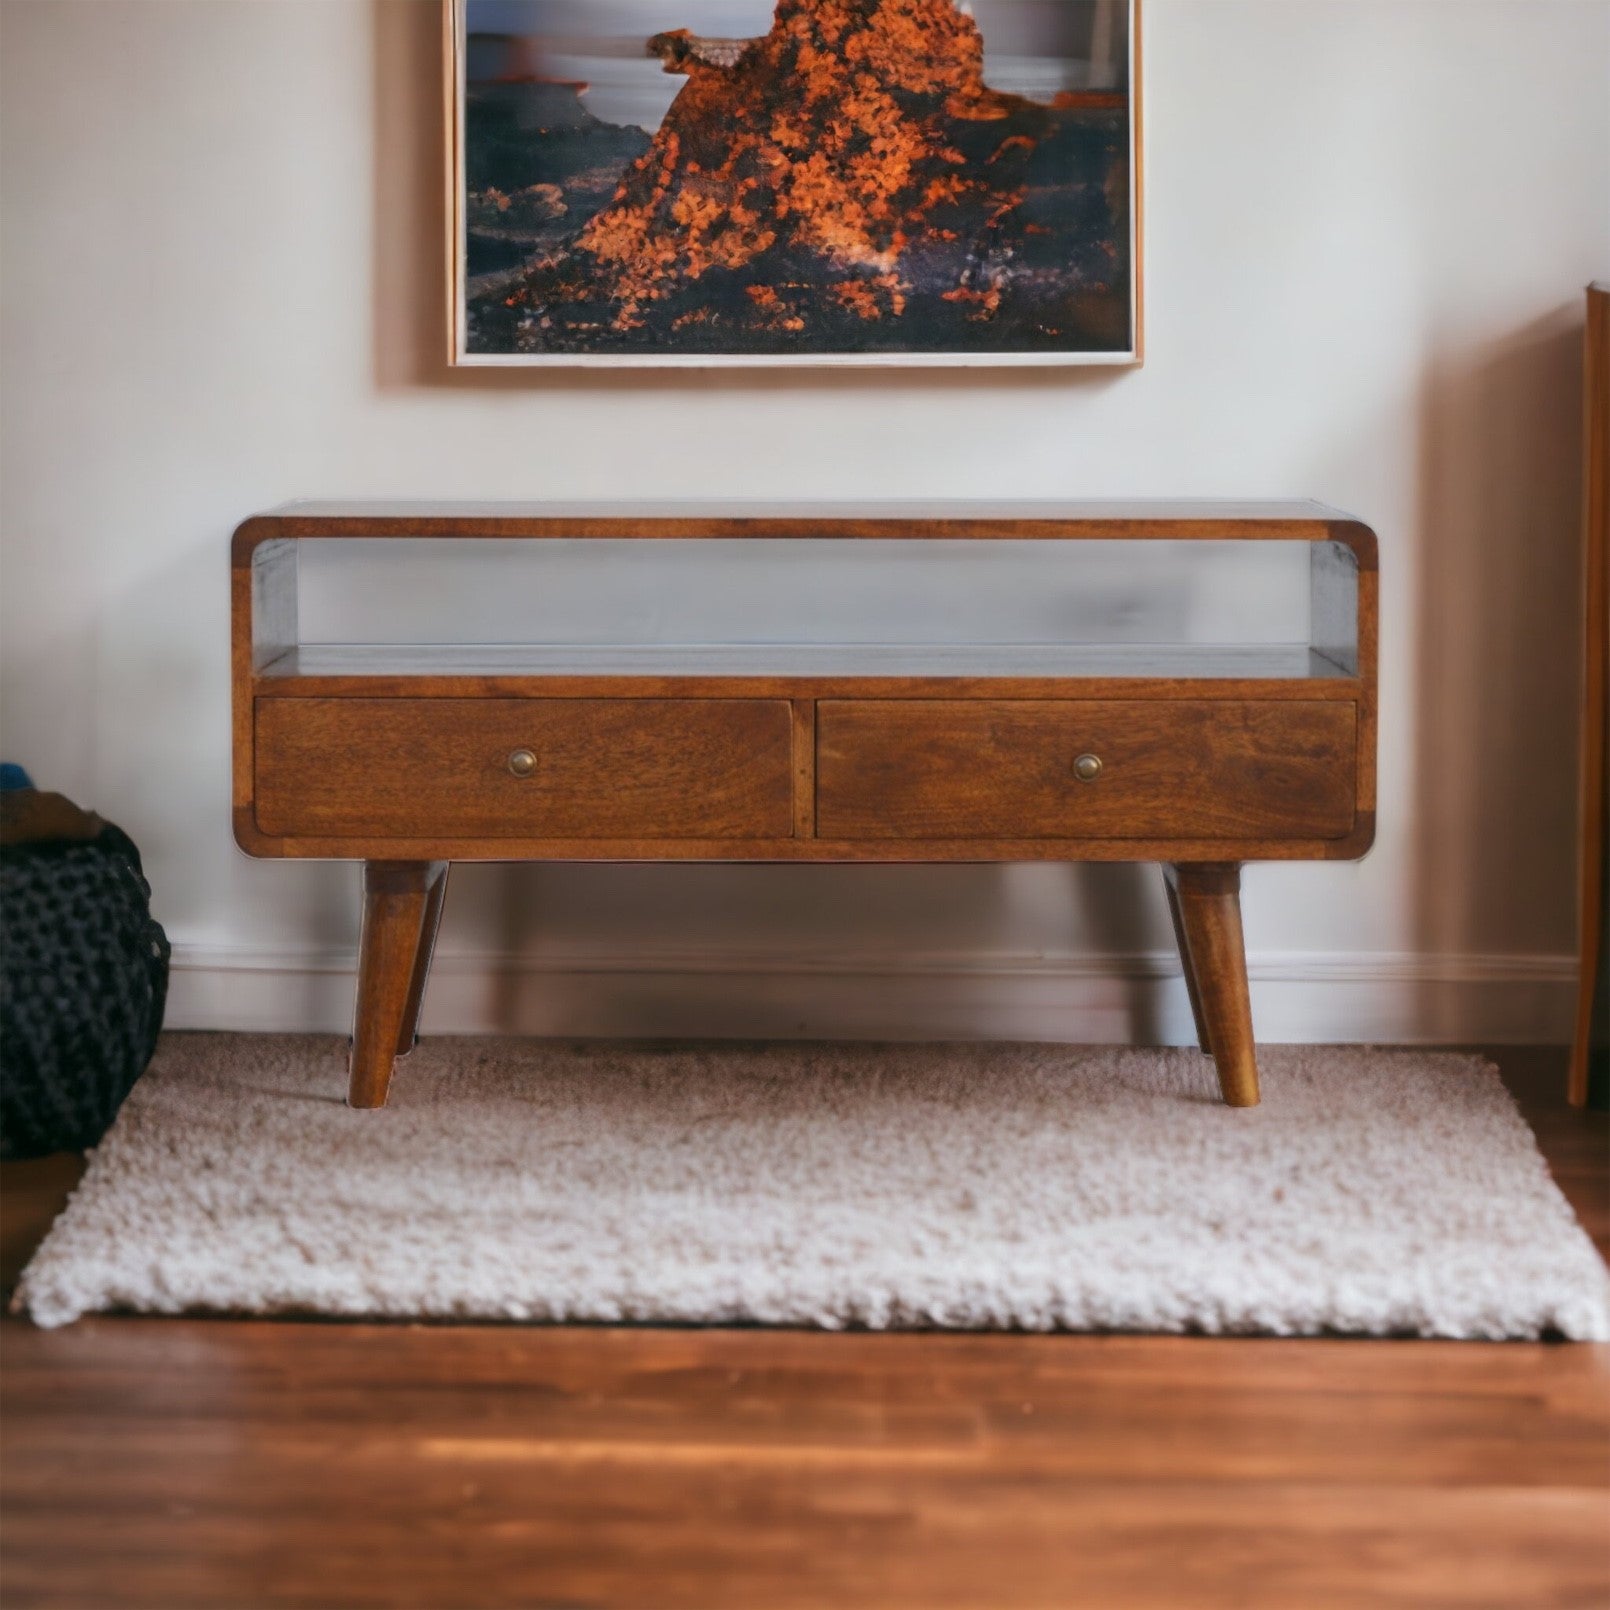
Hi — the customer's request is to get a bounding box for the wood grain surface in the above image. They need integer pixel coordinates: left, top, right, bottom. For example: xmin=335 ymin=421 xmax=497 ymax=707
xmin=232 ymin=826 xmax=1379 ymax=865
xmin=348 ymin=861 xmax=449 ymax=1109
xmin=1571 ymin=283 xmax=1609 ymax=1105
xmin=231 ymin=501 xmax=1380 ymax=558
xmin=817 ymin=699 xmax=1357 ymax=842
xmin=1 ymin=1048 xmax=1603 ymax=1610
xmin=1165 ymin=864 xmax=1259 ymax=1106
xmin=255 ymin=697 xmax=795 ymax=841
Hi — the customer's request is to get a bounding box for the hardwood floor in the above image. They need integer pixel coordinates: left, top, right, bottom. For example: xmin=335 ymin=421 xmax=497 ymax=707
xmin=2 ymin=1047 xmax=1606 ymax=1610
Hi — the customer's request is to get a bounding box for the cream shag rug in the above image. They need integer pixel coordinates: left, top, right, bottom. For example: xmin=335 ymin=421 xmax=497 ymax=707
xmin=14 ymin=1035 xmax=1610 ymax=1338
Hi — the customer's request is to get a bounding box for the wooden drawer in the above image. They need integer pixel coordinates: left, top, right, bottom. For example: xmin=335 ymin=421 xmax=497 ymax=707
xmin=816 ymin=700 xmax=1358 ymax=841
xmin=255 ymin=698 xmax=794 ymax=840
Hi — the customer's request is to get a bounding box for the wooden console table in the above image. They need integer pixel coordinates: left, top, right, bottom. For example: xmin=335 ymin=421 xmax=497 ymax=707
xmin=232 ymin=502 xmax=1377 ymax=1109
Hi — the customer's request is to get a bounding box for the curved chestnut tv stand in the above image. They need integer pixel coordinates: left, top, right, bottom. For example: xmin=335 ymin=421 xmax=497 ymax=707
xmin=232 ymin=502 xmax=1377 ymax=1110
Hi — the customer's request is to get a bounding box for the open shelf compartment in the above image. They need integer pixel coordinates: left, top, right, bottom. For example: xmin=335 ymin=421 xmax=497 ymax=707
xmin=242 ymin=521 xmax=1366 ymax=687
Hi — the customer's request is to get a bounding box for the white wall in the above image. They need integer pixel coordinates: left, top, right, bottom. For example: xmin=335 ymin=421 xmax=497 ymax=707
xmin=3 ymin=0 xmax=1606 ymax=1043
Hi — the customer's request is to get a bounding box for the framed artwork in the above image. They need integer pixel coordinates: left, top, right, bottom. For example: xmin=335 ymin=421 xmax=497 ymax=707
xmin=446 ymin=0 xmax=1142 ymax=366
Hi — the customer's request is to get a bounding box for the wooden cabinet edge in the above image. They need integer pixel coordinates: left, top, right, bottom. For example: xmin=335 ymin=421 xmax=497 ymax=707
xmin=1332 ymin=809 xmax=1375 ymax=860
xmin=233 ymin=804 xmax=283 ymax=858
xmin=232 ymin=835 xmax=1372 ymax=864
xmin=231 ymin=515 xmax=284 ymax=568
xmin=1325 ymin=518 xmax=1379 ymax=573
xmin=230 ymin=509 xmax=1376 ymax=546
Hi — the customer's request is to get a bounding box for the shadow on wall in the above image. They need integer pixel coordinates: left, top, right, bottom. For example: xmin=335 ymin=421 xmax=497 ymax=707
xmin=368 ymin=0 xmax=1132 ymax=400
xmin=437 ymin=859 xmax=1176 ymax=1043
xmin=1412 ymin=310 xmax=1583 ymax=1001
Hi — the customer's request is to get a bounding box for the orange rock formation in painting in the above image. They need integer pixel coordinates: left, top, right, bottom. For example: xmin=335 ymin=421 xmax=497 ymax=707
xmin=468 ymin=0 xmax=1129 ymax=356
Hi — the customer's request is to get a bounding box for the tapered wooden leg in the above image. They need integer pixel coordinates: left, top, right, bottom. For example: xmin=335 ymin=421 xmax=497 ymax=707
xmin=349 ymin=861 xmax=448 ymax=1109
xmin=1165 ymin=863 xmax=1260 ymax=1107
xmin=1163 ymin=868 xmax=1213 ymax=1054
xmin=395 ymin=863 xmax=450 ymax=1056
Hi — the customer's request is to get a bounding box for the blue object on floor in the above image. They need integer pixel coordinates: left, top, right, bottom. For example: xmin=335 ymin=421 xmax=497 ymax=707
xmin=0 ymin=763 xmax=34 ymax=792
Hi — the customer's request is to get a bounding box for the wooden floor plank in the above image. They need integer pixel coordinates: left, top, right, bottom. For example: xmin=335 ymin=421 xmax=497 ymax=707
xmin=1 ymin=1044 xmax=1606 ymax=1609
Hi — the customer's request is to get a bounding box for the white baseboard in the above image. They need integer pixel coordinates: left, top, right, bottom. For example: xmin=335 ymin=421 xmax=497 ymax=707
xmin=164 ymin=944 xmax=1577 ymax=1045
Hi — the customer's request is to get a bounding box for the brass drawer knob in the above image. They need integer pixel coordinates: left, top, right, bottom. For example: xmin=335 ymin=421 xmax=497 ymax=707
xmin=506 ymin=748 xmax=538 ymax=778
xmin=1072 ymin=753 xmax=1103 ymax=782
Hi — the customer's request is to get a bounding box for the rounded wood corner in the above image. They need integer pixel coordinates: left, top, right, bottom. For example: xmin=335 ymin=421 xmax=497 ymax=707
xmin=231 ymin=515 xmax=282 ymax=568
xmin=1328 ymin=810 xmax=1376 ymax=860
xmin=233 ymin=805 xmax=286 ymax=858
xmin=1325 ymin=518 xmax=1379 ymax=572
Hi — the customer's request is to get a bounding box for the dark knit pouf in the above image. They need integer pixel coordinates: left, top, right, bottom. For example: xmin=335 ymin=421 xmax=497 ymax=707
xmin=1 ymin=819 xmax=170 ymax=1159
